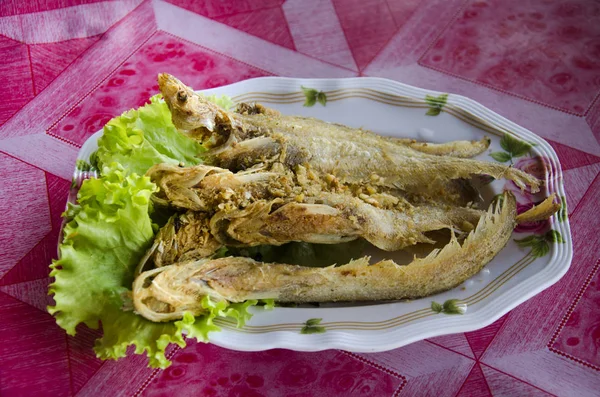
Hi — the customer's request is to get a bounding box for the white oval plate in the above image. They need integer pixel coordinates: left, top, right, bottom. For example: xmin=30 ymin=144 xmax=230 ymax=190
xmin=72 ymin=77 xmax=572 ymax=353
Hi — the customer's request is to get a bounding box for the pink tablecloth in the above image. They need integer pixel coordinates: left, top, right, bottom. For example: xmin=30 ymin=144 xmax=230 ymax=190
xmin=1 ymin=1 xmax=599 ymax=396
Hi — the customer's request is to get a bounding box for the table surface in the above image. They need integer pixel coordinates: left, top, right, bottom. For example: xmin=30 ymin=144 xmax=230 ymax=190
xmin=1 ymin=1 xmax=599 ymax=396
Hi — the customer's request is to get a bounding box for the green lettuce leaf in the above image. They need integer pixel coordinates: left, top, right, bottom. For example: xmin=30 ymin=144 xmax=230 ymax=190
xmin=173 ymin=297 xmax=258 ymax=342
xmin=49 ymin=164 xmax=158 ymax=334
xmin=204 ymin=94 xmax=235 ymax=111
xmin=94 ymin=298 xmax=185 ymax=369
xmin=92 ymin=95 xmax=205 ymax=176
xmin=49 ymin=164 xmax=260 ymax=368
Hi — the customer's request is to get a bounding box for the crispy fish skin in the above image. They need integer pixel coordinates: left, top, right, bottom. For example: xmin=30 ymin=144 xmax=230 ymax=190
xmin=132 ymin=193 xmax=517 ymax=321
xmin=209 ymin=120 xmax=539 ymax=192
xmin=142 ymin=194 xmax=483 ymax=271
xmin=141 ymin=193 xmax=557 ymax=273
xmin=147 ymin=163 xmax=284 ymax=212
xmin=147 ymin=161 xmax=480 ymax=213
xmin=141 ymin=212 xmax=223 ymax=270
xmin=516 ymin=194 xmax=561 ymax=223
xmin=236 ymin=103 xmax=491 ymax=159
xmin=386 ymin=137 xmax=491 ymax=158
xmin=157 ymin=73 xmax=540 ymax=193
xmin=210 ymin=194 xmax=483 ymax=250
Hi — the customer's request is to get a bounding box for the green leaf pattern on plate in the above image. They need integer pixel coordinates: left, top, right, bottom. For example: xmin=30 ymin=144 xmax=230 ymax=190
xmin=425 ymin=94 xmax=448 ymax=116
xmin=500 ymin=133 xmax=533 ymax=157
xmin=300 ymin=318 xmax=326 ymax=334
xmin=490 ymin=151 xmax=512 ymax=163
xmin=558 ymin=196 xmax=568 ymax=222
xmin=431 ymin=299 xmax=466 ymax=315
xmin=546 ymin=230 xmax=564 ymax=243
xmin=317 ymin=91 xmax=327 ymax=106
xmin=431 ymin=301 xmax=443 ymax=313
xmin=489 ymin=133 xmax=534 ymax=164
xmin=302 ymin=86 xmax=327 ymax=107
xmin=514 ymin=229 xmax=564 ymax=258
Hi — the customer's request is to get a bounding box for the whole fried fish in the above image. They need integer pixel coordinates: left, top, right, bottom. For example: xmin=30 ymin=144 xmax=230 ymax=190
xmin=148 ymin=161 xmax=481 ymax=212
xmin=157 ymin=73 xmax=540 ymax=193
xmin=141 ymin=194 xmax=483 ymax=270
xmin=143 ymin=162 xmax=486 ymax=271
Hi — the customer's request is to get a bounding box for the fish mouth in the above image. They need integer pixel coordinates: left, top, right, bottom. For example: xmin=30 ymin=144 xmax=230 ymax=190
xmin=159 ymin=73 xmax=233 ymax=144
xmin=157 ymin=73 xmax=192 ymax=129
xmin=157 ymin=73 xmax=183 ymax=102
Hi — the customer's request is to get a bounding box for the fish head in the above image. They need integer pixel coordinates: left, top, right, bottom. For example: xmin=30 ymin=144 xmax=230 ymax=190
xmin=158 ymin=73 xmax=222 ymax=132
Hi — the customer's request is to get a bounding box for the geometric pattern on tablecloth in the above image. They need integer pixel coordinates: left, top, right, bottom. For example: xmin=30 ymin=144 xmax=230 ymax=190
xmin=547 ymin=140 xmax=600 ymax=171
xmin=562 ymin=163 xmax=600 ymax=216
xmin=587 ymin=93 xmax=600 ymax=145
xmin=0 ymin=291 xmax=71 ymax=397
xmin=30 ymin=36 xmax=102 ymax=94
xmin=550 ymin=259 xmax=600 ymax=371
xmin=164 ymin=0 xmax=296 ymax=50
xmin=283 ymin=0 xmax=357 ymax=70
xmin=362 ymin=2 xmax=600 ymax=158
xmin=0 ymin=154 xmax=51 ymax=280
xmin=140 ymin=343 xmax=406 ymax=397
xmin=0 ymin=173 xmax=70 ymax=286
xmin=48 ymin=31 xmax=271 ymax=147
xmin=0 ymin=1 xmax=106 ymax=16
xmin=331 ymin=0 xmax=420 ymax=71
xmin=420 ymin=0 xmax=600 ymax=116
xmin=0 ymin=34 xmax=35 ymax=125
xmin=1 ymin=1 xmax=599 ymax=396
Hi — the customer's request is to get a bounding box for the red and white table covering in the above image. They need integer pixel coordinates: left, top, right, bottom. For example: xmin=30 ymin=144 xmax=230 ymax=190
xmin=1 ymin=1 xmax=599 ymax=395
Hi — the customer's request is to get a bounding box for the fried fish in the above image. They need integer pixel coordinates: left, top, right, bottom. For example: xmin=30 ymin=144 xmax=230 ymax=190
xmin=157 ymin=73 xmax=540 ymax=193
xmin=128 ymin=74 xmax=559 ymax=323
xmin=133 ymin=192 xmax=517 ymax=321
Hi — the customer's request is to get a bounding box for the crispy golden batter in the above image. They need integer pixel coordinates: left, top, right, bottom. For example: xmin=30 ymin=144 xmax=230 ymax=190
xmin=141 ymin=193 xmax=559 ymax=275
xmin=143 ymin=161 xmax=485 ymax=270
xmin=139 ymin=212 xmax=222 ymax=270
xmin=147 ymin=161 xmax=480 ymax=211
xmin=209 ymin=194 xmax=483 ymax=250
xmin=158 ymin=73 xmax=540 ymax=193
xmin=385 ymin=137 xmax=491 ymax=158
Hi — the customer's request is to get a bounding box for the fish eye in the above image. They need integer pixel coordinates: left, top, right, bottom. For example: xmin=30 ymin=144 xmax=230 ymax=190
xmin=177 ymin=90 xmax=188 ymax=102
